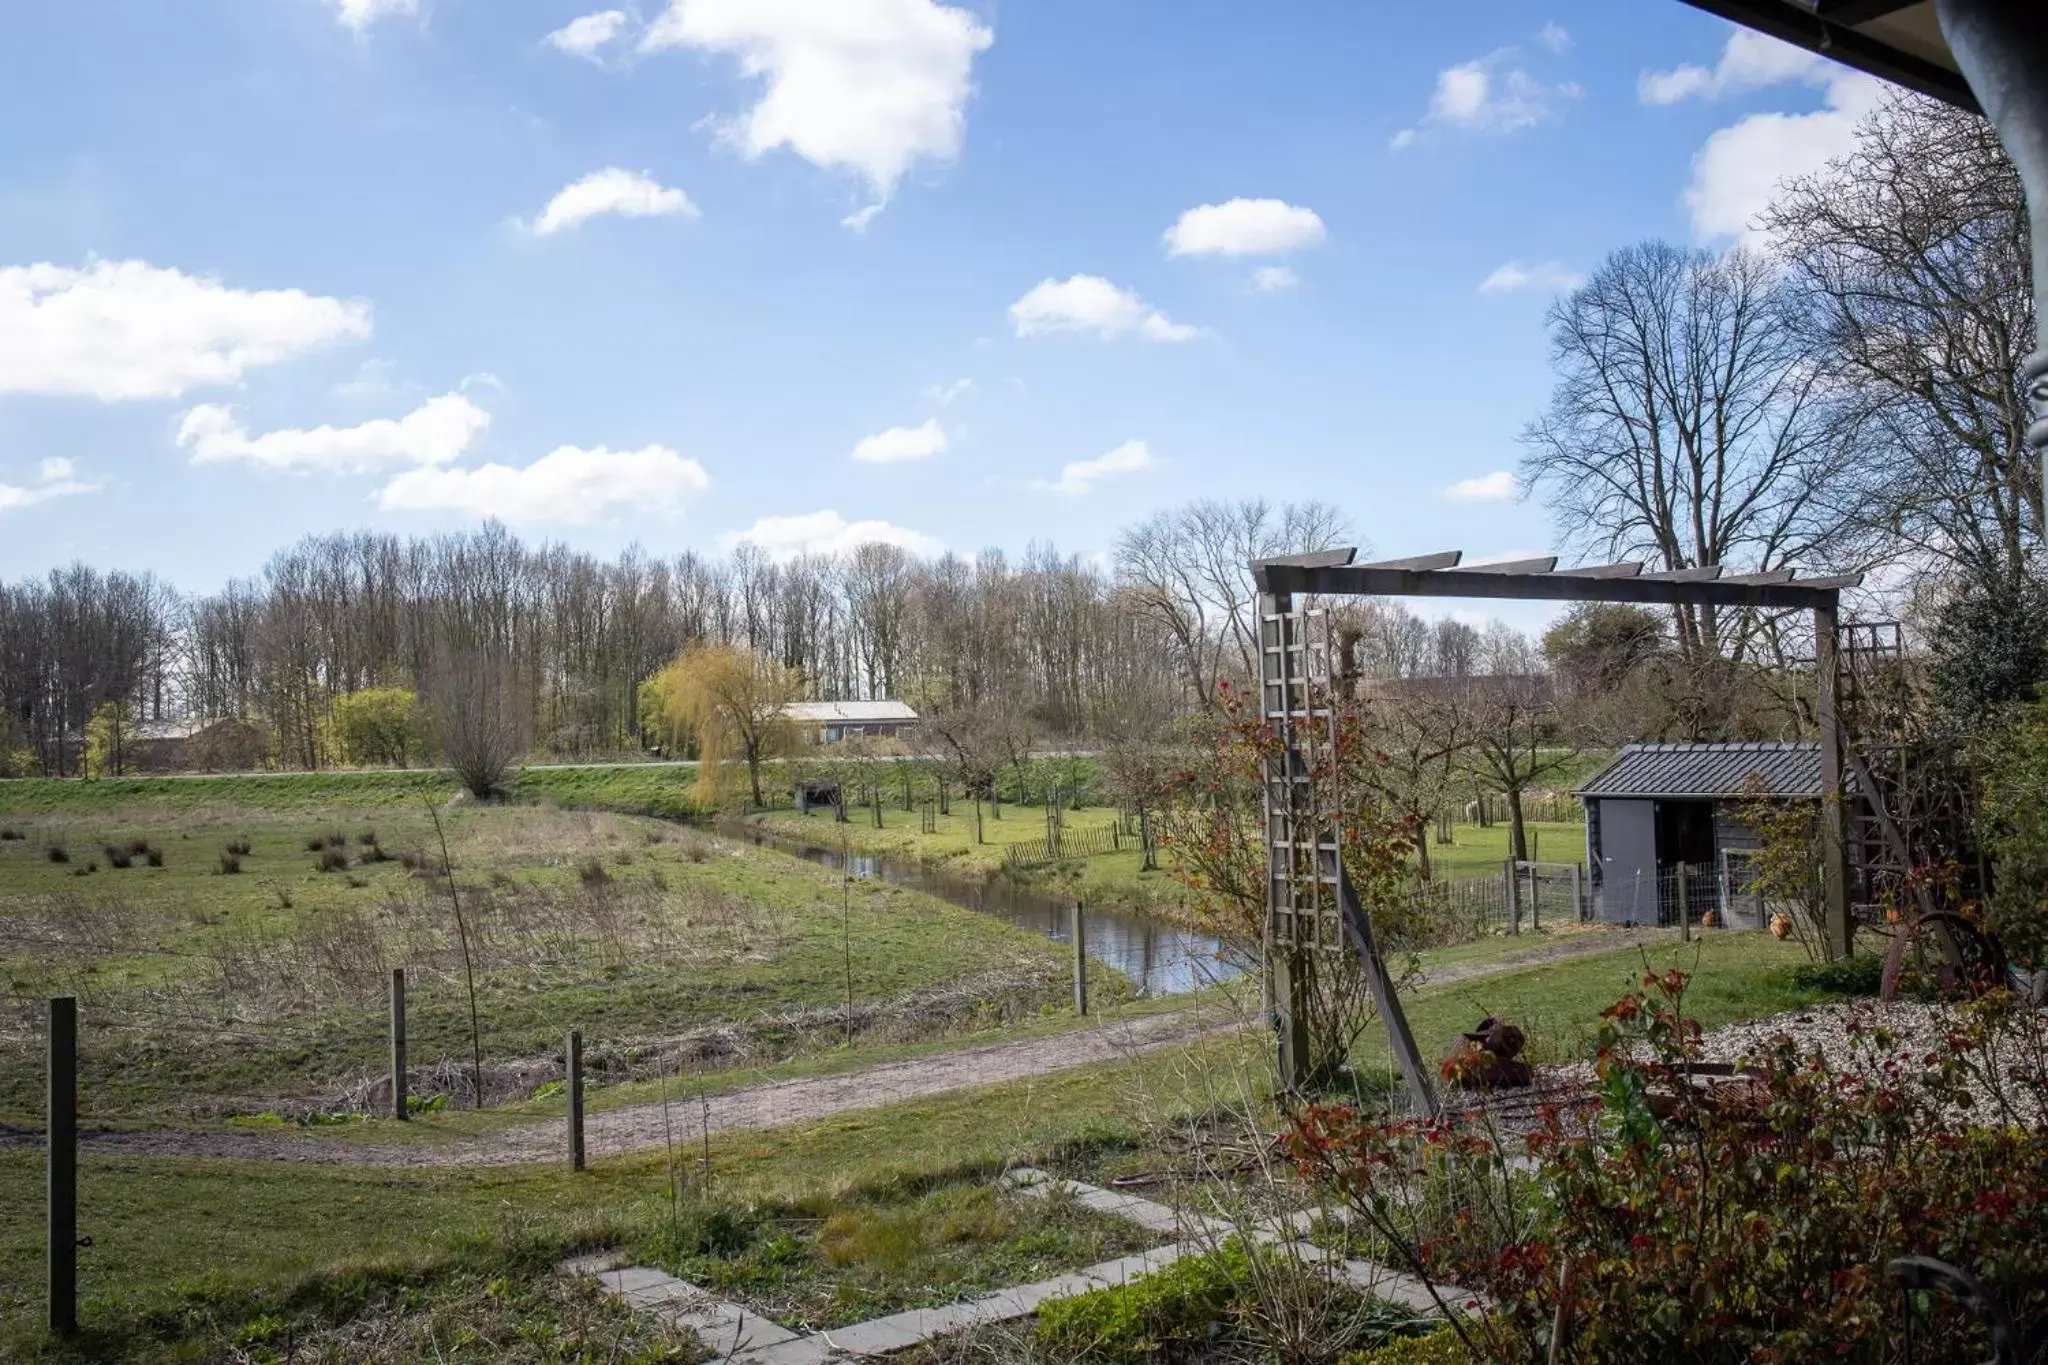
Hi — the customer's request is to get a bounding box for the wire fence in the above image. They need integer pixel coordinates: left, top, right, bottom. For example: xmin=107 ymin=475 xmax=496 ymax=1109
xmin=1587 ymin=858 xmax=1775 ymax=931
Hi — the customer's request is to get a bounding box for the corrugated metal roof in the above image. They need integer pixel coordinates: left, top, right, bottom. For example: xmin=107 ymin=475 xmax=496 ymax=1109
xmin=1574 ymin=742 xmax=1822 ymax=800
xmin=782 ymin=700 xmax=920 ymax=723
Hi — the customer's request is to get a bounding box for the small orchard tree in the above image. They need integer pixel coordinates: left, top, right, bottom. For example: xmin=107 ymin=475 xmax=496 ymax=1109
xmin=642 ymin=645 xmax=803 ymax=809
xmin=1463 ymin=677 xmax=1581 ymax=864
xmin=1159 ymin=682 xmax=1422 ymax=1088
xmin=330 ymin=686 xmax=430 ymax=768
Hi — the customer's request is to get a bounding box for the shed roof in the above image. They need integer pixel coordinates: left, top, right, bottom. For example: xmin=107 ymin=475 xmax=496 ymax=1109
xmin=782 ymin=700 xmax=919 ymax=724
xmin=1574 ymin=742 xmax=1824 ymax=801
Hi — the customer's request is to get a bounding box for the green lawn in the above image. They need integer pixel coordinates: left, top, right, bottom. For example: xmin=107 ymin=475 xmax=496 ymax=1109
xmin=0 ymin=927 xmax=1837 ymax=1360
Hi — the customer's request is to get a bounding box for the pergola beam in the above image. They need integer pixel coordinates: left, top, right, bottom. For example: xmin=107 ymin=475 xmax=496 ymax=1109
xmin=1254 ymin=557 xmax=1859 ymax=611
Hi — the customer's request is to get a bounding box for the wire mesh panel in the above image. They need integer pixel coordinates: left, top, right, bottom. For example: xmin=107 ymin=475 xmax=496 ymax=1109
xmin=1261 ymin=599 xmax=1344 ymax=951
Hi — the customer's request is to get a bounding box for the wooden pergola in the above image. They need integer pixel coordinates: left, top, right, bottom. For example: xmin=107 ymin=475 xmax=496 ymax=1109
xmin=1251 ymin=549 xmax=1861 ymax=1110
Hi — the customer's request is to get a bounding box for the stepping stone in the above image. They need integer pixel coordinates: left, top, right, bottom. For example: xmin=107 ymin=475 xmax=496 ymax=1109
xmin=1080 ymin=1243 xmax=1193 ymax=1286
xmin=735 ymin=1335 xmax=845 ymax=1365
xmin=558 ymin=1251 xmax=620 ymax=1277
xmin=586 ymin=1264 xmax=801 ymax=1356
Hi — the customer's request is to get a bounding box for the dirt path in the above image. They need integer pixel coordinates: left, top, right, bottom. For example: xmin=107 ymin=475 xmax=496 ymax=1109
xmin=2 ymin=931 xmax=1650 ymax=1169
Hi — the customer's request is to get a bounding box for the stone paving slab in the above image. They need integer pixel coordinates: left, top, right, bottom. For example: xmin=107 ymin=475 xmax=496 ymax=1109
xmin=738 ymin=1334 xmax=845 ymax=1365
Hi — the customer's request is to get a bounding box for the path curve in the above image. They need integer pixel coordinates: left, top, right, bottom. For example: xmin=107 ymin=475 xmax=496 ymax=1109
xmin=2 ymin=931 xmax=1648 ymax=1169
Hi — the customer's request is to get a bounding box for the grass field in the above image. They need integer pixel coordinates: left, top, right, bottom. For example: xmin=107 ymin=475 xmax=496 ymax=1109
xmin=0 ymin=928 xmax=1833 ymax=1361
xmin=0 ymin=797 xmax=1080 ymax=1124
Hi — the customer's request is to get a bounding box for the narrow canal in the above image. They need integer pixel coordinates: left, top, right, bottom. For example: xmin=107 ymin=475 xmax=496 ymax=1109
xmin=730 ymin=826 xmax=1237 ymax=996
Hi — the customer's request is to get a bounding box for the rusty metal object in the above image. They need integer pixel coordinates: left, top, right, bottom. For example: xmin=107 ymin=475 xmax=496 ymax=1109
xmin=1443 ymin=1016 xmax=1532 ymax=1090
xmin=1880 ymin=912 xmax=2009 ymax=1003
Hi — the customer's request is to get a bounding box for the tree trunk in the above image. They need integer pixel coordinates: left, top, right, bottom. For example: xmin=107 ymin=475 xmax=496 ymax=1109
xmin=1413 ymin=813 xmax=1433 ymax=882
xmin=746 ymin=741 xmax=764 ymax=808
xmin=1506 ymin=787 xmax=1528 ymax=863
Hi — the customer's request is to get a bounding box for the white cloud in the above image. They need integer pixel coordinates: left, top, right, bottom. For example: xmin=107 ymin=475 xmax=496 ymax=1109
xmin=1639 ymin=29 xmax=1829 ymax=106
xmin=332 ymin=0 xmax=418 ymax=33
xmin=852 ymin=417 xmax=946 ymax=464
xmin=1537 ymin=23 xmax=1570 ymax=55
xmin=1478 ymin=260 xmax=1584 ymax=294
xmin=0 ymin=260 xmax=370 ymax=402
xmin=1391 ymin=49 xmax=1580 ymax=148
xmin=640 ymin=0 xmax=993 ymax=220
xmin=179 ymin=393 xmax=490 ymax=473
xmin=1444 ymin=470 xmax=1518 ymax=502
xmin=529 ymin=168 xmax=698 ymax=236
xmin=1038 ymin=440 xmax=1156 ymax=496
xmin=0 ymin=457 xmax=99 ymax=513
xmin=1009 ymin=276 xmax=1200 ymax=343
xmin=1164 ymin=198 xmax=1326 ymax=257
xmin=378 ymin=444 xmax=710 ymax=524
xmin=723 ymin=509 xmax=941 ymax=559
xmin=1251 ymin=266 xmax=1299 ymax=293
xmin=923 ymin=377 xmax=974 ymax=405
xmin=1683 ymin=68 xmax=1887 ymax=242
xmin=548 ymin=9 xmax=631 ymax=60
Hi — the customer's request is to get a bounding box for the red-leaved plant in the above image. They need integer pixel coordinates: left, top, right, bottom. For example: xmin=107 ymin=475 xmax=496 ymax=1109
xmin=1288 ymin=971 xmax=2048 ymax=1362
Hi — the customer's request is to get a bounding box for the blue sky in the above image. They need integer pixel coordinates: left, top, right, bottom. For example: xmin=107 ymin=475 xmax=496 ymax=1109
xmin=0 ymin=0 xmax=1886 ymax=613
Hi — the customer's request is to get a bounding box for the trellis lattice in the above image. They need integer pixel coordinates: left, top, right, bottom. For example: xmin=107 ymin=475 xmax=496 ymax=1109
xmin=1260 ymin=602 xmax=1346 ymax=952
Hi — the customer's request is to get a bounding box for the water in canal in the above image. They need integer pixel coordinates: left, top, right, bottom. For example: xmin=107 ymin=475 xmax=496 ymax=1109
xmin=731 ymin=827 xmax=1237 ymax=996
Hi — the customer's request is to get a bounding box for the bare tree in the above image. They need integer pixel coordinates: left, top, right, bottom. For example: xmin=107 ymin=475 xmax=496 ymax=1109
xmin=429 ymin=640 xmax=528 ymax=799
xmin=1115 ymin=498 xmax=1353 ymax=708
xmin=1521 ymin=243 xmax=1845 ymax=663
xmin=1762 ymin=91 xmax=2038 ymax=594
xmin=1463 ymin=676 xmax=1581 ymax=865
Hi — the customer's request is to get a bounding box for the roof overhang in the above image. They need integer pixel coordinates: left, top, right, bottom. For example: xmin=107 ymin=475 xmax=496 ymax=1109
xmin=1675 ymin=0 xmax=1976 ymax=112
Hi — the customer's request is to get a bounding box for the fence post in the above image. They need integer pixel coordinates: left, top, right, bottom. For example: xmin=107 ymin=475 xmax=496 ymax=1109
xmin=1571 ymin=862 xmax=1583 ymax=923
xmin=1504 ymin=858 xmax=1521 ymax=934
xmin=567 ymin=1028 xmax=585 ymax=1173
xmin=1531 ymin=866 xmax=1542 ymax=932
xmin=390 ymin=968 xmax=407 ymax=1121
xmin=48 ymin=996 xmax=76 ymax=1337
xmin=1071 ymin=903 xmax=1088 ymax=1016
xmin=1678 ymin=862 xmax=1692 ymax=941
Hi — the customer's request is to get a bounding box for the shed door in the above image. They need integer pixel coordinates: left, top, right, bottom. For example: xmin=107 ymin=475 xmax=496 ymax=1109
xmin=1594 ymin=799 xmax=1656 ymax=923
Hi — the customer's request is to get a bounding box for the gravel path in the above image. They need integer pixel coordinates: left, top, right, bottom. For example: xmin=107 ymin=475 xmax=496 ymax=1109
xmin=0 ymin=930 xmax=1648 ymax=1169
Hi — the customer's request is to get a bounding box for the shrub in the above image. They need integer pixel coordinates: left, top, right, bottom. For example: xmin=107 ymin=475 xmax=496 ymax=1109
xmin=578 ymin=858 xmax=611 ymax=889
xmin=1290 ymin=972 xmax=2048 ymax=1363
xmin=46 ymin=845 xmax=69 ymax=864
xmin=1340 ymin=1331 xmax=1467 ymax=1365
xmin=226 ymin=839 xmax=252 ymax=857
xmin=0 ymin=827 xmax=23 ymax=840
xmin=1034 ymin=1239 xmax=1418 ymax=1364
xmin=316 ymin=849 xmax=350 ymax=873
xmin=72 ymin=862 xmax=97 ymax=876
xmin=218 ymin=853 xmax=243 ymax=875
xmin=306 ymin=837 xmax=328 ymax=853
xmin=357 ymin=830 xmax=379 ymax=846
xmin=145 ymin=847 xmax=164 ymax=867
xmin=1788 ymin=952 xmax=1885 ymax=997
xmin=104 ymin=844 xmax=134 ymax=869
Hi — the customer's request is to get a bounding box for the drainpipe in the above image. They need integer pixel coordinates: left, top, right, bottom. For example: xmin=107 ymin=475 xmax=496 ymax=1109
xmin=1937 ymin=0 xmax=2048 ymax=523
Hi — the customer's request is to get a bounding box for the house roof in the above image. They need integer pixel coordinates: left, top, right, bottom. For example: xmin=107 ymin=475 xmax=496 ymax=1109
xmin=782 ymin=700 xmax=920 ymax=724
xmin=1575 ymin=742 xmax=1825 ymax=801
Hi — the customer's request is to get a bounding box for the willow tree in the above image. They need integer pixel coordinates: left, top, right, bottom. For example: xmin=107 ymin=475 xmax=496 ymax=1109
xmin=643 ymin=645 xmax=804 ymax=808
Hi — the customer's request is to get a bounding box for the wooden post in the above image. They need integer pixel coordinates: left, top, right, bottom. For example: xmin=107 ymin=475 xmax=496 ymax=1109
xmin=1071 ymin=903 xmax=1088 ymax=1016
xmin=567 ymin=1029 xmax=585 ymax=1173
xmin=1337 ymin=866 xmax=1436 ymax=1115
xmin=1678 ymin=862 xmax=1692 ymax=941
xmin=48 ymin=996 xmax=76 ymax=1337
xmin=1814 ymin=602 xmax=1853 ymax=960
xmin=1504 ymin=858 xmax=1521 ymax=934
xmin=1570 ymin=862 xmax=1583 ymax=923
xmin=389 ymin=968 xmax=407 ymax=1121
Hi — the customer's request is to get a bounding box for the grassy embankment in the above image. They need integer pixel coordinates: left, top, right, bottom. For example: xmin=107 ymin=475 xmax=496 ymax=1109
xmin=0 ymin=930 xmax=1832 ymax=1361
xmin=0 ymin=790 xmax=1088 ymax=1126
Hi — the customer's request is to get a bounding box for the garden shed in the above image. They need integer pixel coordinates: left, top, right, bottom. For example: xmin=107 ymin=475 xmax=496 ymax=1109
xmin=1575 ymin=742 xmax=1827 ymax=926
